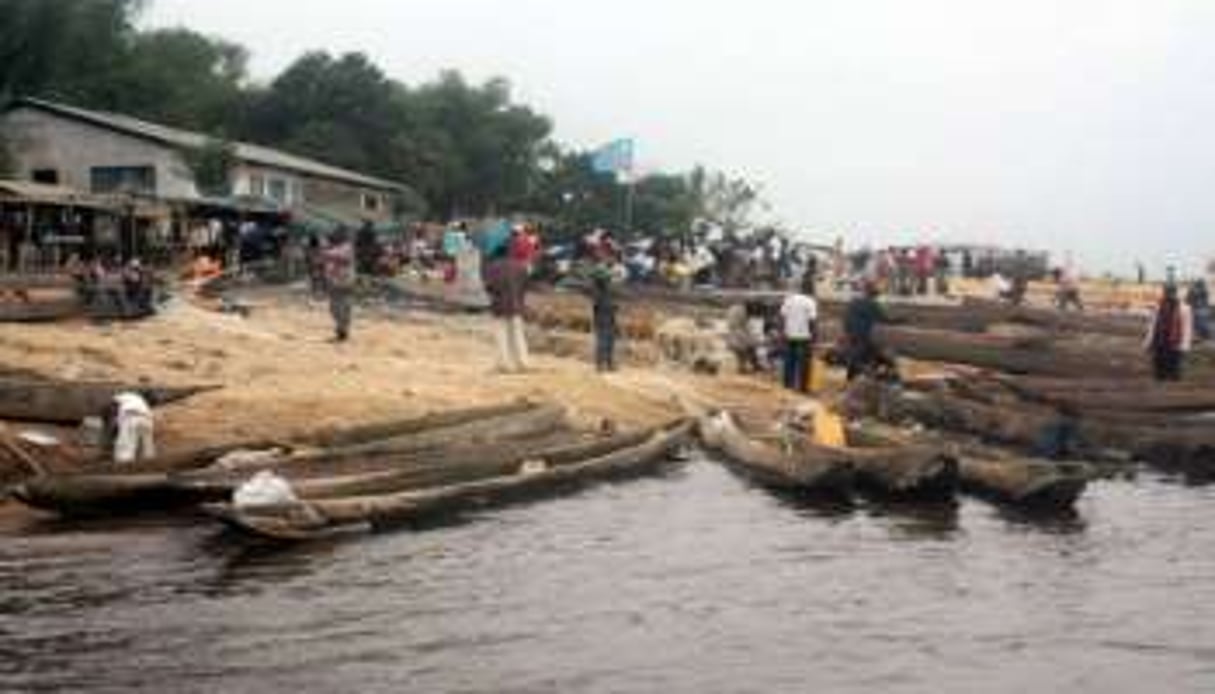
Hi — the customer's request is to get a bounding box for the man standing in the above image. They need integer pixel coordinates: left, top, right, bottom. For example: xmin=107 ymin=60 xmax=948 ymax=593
xmin=1145 ymin=284 xmax=1193 ymax=381
xmin=589 ymin=264 xmax=618 ymax=372
xmin=779 ymin=275 xmax=818 ymax=392
xmin=843 ymin=281 xmax=890 ymax=381
xmin=483 ymin=247 xmax=530 ymax=372
xmin=322 ymin=227 xmax=355 ymax=342
xmin=110 ymin=391 xmax=155 ymax=464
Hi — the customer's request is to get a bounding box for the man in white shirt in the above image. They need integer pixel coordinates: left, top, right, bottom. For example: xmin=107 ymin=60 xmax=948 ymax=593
xmin=111 ymin=391 xmax=155 ymax=464
xmin=779 ymin=275 xmax=819 ymax=393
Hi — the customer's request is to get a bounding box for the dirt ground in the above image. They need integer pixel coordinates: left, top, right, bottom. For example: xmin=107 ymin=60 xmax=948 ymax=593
xmin=0 ymin=287 xmax=810 ymax=458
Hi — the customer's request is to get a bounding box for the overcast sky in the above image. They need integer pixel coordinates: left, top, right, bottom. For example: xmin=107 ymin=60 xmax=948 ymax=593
xmin=144 ymin=0 xmax=1215 ymax=277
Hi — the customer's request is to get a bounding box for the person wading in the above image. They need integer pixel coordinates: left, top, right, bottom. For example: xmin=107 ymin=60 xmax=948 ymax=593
xmin=1144 ymin=283 xmax=1193 ymax=381
xmin=843 ymin=280 xmax=891 ymax=381
xmin=483 ymin=246 xmax=531 ymax=372
xmin=322 ymin=227 xmax=356 ymax=342
xmin=779 ymin=274 xmax=818 ymax=392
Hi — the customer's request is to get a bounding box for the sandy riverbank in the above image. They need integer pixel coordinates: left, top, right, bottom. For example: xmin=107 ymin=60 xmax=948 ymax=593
xmin=0 ymin=287 xmax=806 ymax=460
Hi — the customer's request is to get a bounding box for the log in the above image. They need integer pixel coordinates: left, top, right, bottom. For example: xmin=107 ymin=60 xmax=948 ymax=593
xmin=992 ymin=375 xmax=1215 ymax=414
xmin=874 ymin=325 xmax=1151 ymax=378
xmin=0 ymin=378 xmax=220 ymax=424
xmin=959 ymin=297 xmax=1146 ymax=337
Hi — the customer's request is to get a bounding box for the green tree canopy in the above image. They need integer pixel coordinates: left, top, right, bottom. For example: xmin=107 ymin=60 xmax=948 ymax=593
xmin=0 ymin=1 xmax=754 ymax=232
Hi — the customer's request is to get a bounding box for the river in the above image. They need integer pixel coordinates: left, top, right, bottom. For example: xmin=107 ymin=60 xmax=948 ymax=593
xmin=2 ymin=458 xmax=1214 ymax=693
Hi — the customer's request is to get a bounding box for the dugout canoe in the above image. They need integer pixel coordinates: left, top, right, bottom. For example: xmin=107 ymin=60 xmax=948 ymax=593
xmin=9 ymin=472 xmax=227 ymax=516
xmin=844 ymin=416 xmax=1090 ymax=510
xmin=738 ymin=413 xmax=959 ymax=502
xmin=291 ymin=402 xmax=567 ymax=460
xmin=207 ymin=420 xmax=694 ymax=541
xmin=888 ymin=389 xmax=1215 ymax=475
xmin=957 ymin=457 xmax=1090 ymax=509
xmin=9 ymin=403 xmax=569 ymax=516
xmin=0 ymin=378 xmax=219 ymax=424
xmin=699 ymin=411 xmax=854 ymax=498
xmin=846 ymin=444 xmax=959 ymax=502
xmin=292 ymin=399 xmax=542 ymax=449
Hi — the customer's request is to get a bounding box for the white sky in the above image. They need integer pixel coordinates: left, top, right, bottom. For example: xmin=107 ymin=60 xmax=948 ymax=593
xmin=143 ymin=0 xmax=1215 ymax=277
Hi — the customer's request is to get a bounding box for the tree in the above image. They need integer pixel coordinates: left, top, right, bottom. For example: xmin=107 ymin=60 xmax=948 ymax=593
xmin=183 ymin=138 xmax=237 ymax=196
xmin=111 ymin=28 xmax=249 ymax=133
xmin=689 ymin=167 xmax=764 ymax=239
xmin=0 ymin=0 xmax=143 ymax=104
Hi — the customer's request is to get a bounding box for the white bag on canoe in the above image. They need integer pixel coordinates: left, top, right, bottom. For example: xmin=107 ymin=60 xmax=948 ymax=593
xmin=233 ymin=470 xmax=299 ymax=509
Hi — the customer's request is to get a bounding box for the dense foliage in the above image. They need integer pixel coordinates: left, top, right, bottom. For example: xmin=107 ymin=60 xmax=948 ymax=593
xmin=0 ymin=0 xmax=763 ymax=234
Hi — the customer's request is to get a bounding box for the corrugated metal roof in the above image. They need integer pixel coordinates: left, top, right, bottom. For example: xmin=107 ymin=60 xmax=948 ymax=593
xmin=9 ymin=97 xmax=408 ymax=193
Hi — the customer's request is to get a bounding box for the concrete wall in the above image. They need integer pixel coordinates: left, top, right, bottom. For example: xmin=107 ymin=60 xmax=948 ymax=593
xmin=0 ymin=107 xmax=199 ymax=198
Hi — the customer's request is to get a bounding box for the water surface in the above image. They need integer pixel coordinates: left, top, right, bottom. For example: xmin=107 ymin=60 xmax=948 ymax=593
xmin=2 ymin=458 xmax=1213 ymax=693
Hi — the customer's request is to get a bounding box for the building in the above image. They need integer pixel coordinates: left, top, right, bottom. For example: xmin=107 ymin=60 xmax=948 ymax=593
xmin=0 ymin=97 xmax=409 ymax=224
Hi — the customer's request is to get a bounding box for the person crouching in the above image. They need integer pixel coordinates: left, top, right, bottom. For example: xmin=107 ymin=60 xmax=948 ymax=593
xmin=109 ymin=391 xmax=155 ymax=464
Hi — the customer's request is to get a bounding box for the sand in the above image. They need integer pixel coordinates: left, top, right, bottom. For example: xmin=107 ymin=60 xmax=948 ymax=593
xmin=0 ymin=287 xmax=805 ymax=459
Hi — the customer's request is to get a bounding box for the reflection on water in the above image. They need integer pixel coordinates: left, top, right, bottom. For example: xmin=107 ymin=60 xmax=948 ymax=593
xmin=2 ymin=459 xmax=1214 ymax=693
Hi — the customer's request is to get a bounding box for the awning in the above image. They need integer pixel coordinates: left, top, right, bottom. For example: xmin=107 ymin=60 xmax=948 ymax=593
xmin=0 ymin=179 xmax=120 ymax=211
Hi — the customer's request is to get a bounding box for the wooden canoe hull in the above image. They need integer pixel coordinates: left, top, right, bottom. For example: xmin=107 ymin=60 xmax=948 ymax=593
xmin=889 ymin=389 xmax=1215 ymax=475
xmin=11 ymin=403 xmax=571 ymax=515
xmin=699 ymin=412 xmax=854 ymax=497
xmin=958 ymin=457 xmax=1089 ymax=509
xmin=10 ymin=473 xmax=227 ymax=516
xmin=0 ymin=378 xmax=218 ymax=424
xmin=848 ymin=445 xmax=960 ymax=502
xmin=209 ymin=421 xmax=694 ymax=541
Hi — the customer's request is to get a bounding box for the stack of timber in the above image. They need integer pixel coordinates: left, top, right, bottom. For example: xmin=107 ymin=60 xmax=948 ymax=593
xmin=205 ymin=419 xmax=693 ymax=541
xmin=9 ymin=400 xmax=564 ymax=516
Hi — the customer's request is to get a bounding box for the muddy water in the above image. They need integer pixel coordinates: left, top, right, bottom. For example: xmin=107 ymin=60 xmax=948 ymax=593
xmin=2 ymin=459 xmax=1214 ymax=693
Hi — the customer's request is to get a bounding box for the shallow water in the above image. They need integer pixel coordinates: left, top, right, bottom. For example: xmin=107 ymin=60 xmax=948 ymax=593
xmin=2 ymin=458 xmax=1214 ymax=693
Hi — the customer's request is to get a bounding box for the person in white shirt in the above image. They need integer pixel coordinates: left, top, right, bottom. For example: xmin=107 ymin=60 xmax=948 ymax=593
xmin=779 ymin=274 xmax=819 ymax=392
xmin=110 ymin=392 xmax=155 ymax=464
